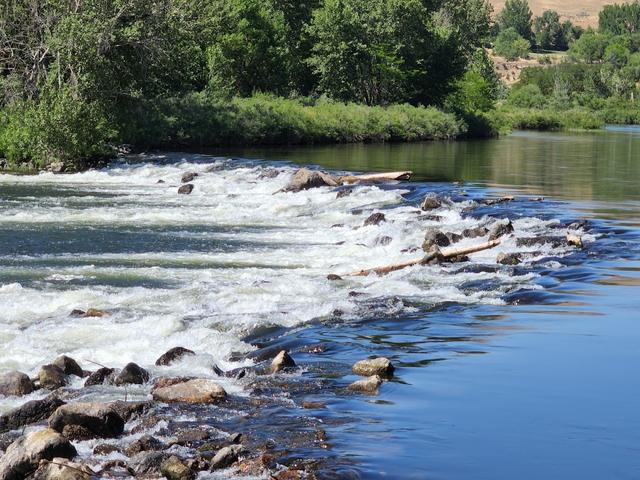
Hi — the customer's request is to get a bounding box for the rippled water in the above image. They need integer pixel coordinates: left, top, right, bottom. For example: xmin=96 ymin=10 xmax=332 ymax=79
xmin=1 ymin=129 xmax=639 ymax=478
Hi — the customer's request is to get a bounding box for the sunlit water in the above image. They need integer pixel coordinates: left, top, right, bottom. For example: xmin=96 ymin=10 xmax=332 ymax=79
xmin=1 ymin=128 xmax=639 ymax=478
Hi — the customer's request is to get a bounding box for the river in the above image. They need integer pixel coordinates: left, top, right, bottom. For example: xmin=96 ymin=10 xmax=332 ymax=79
xmin=1 ymin=128 xmax=639 ymax=479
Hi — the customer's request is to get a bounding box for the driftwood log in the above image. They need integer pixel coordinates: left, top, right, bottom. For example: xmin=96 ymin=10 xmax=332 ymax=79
xmin=334 ymin=239 xmax=501 ymax=278
xmin=337 ymin=171 xmax=413 ymax=184
xmin=279 ymin=168 xmax=412 ymax=193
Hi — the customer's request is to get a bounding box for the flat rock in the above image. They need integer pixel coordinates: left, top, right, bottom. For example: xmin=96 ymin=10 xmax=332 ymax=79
xmin=52 ymin=356 xmax=84 ymax=378
xmin=84 ymin=367 xmax=116 ymax=387
xmin=282 ymin=168 xmax=339 ymax=192
xmin=210 ymin=445 xmax=244 ymax=470
xmin=270 ymin=351 xmax=296 ymax=374
xmin=38 ymin=365 xmax=68 ymax=390
xmin=152 ymin=379 xmax=227 ymax=404
xmin=347 ymin=375 xmax=383 ymax=394
xmin=161 ymin=455 xmax=195 ymax=480
xmin=352 ymin=358 xmax=395 ymax=377
xmin=0 ymin=371 xmax=35 ymax=396
xmin=155 ymin=347 xmax=196 ymax=366
xmin=32 ymin=458 xmax=94 ymax=480
xmin=0 ymin=429 xmax=77 ymax=480
xmin=0 ymin=397 xmax=65 ymax=434
xmin=114 ymin=362 xmax=149 ymax=385
xmin=178 ymin=184 xmax=194 ymax=195
xmin=48 ymin=403 xmax=125 ymax=438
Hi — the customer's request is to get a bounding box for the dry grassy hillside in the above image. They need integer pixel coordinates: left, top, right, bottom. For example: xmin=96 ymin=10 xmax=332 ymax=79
xmin=490 ymin=0 xmax=629 ymax=28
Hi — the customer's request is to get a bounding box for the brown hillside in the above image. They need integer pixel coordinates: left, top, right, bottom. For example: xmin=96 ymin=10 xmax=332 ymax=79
xmin=490 ymin=1 xmax=631 ymax=28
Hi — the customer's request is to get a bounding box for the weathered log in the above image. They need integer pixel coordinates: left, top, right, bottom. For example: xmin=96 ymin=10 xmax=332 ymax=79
xmin=340 ymin=239 xmax=501 ymax=277
xmin=337 ymin=171 xmax=412 ymax=184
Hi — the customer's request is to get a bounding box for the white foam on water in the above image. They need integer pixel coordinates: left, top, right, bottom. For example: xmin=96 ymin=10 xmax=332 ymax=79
xmin=0 ymin=154 xmax=581 ymax=411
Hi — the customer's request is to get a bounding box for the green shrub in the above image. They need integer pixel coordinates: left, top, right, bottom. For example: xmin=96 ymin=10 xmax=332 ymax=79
xmin=494 ymin=28 xmax=531 ymax=61
xmin=507 ymin=84 xmax=548 ymax=108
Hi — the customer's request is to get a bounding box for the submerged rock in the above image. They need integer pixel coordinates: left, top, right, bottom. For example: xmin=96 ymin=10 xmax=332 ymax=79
xmin=270 ymin=350 xmax=296 ymax=374
xmin=488 ymin=219 xmax=514 ymax=241
xmin=420 ymin=194 xmax=442 ymax=211
xmin=32 ymin=458 xmax=94 ymax=480
xmin=497 ymin=252 xmax=523 ymax=265
xmin=181 ymin=172 xmax=199 ymax=184
xmin=155 ymin=347 xmax=196 ymax=366
xmin=115 ymin=362 xmax=149 ymax=385
xmin=152 ymin=379 xmax=227 ymax=404
xmin=347 ymin=375 xmax=383 ymax=395
xmin=0 ymin=429 xmax=77 ymax=480
xmin=84 ymin=367 xmax=116 ymax=387
xmin=48 ymin=403 xmax=125 ymax=438
xmin=363 ymin=212 xmax=386 ymax=227
xmin=0 ymin=397 xmax=65 ymax=434
xmin=210 ymin=445 xmax=244 ymax=470
xmin=282 ymin=168 xmax=339 ymax=192
xmin=38 ymin=365 xmax=68 ymax=390
xmin=516 ymin=236 xmax=566 ymax=248
xmin=0 ymin=371 xmax=35 ymax=397
xmin=52 ymin=356 xmax=84 ymax=378
xmin=178 ymin=184 xmax=194 ymax=195
xmin=352 ymin=358 xmax=395 ymax=377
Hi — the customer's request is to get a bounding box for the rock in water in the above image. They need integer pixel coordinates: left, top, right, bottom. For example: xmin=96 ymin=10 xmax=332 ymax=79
xmin=48 ymin=403 xmax=125 ymax=438
xmin=0 ymin=371 xmax=34 ymax=396
xmin=53 ymin=356 xmax=84 ymax=378
xmin=363 ymin=212 xmax=386 ymax=227
xmin=352 ymin=358 xmax=395 ymax=377
xmin=115 ymin=362 xmax=149 ymax=385
xmin=84 ymin=367 xmax=115 ymax=387
xmin=270 ymin=350 xmax=296 ymax=374
xmin=0 ymin=397 xmax=66 ymax=434
xmin=129 ymin=451 xmax=169 ymax=476
xmin=462 ymin=226 xmax=489 ymax=238
xmin=422 ymin=229 xmax=451 ymax=253
xmin=178 ymin=184 xmax=194 ymax=195
xmin=85 ymin=308 xmax=106 ymax=317
xmin=347 ymin=375 xmax=383 ymax=394
xmin=210 ymin=445 xmax=244 ymax=470
xmin=282 ymin=168 xmax=339 ymax=192
xmin=0 ymin=429 xmax=77 ymax=480
xmin=420 ymin=194 xmax=442 ymax=211
xmin=497 ymin=252 xmax=523 ymax=265
xmin=155 ymin=347 xmax=196 ymax=366
xmin=31 ymin=458 xmax=94 ymax=480
xmin=152 ymin=379 xmax=227 ymax=404
xmin=38 ymin=365 xmax=68 ymax=390
xmin=49 ymin=162 xmax=65 ymax=174
xmin=181 ymin=172 xmax=198 ymax=184
xmin=161 ymin=455 xmax=195 ymax=480
xmin=488 ymin=219 xmax=514 ymax=241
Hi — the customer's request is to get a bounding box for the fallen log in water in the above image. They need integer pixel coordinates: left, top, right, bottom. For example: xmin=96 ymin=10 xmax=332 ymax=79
xmin=335 ymin=239 xmax=501 ymax=278
xmin=278 ymin=168 xmax=412 ymax=193
xmin=337 ymin=171 xmax=413 ymax=184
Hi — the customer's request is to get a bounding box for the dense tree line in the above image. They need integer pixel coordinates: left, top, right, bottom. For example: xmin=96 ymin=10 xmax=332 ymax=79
xmin=0 ymin=0 xmax=497 ymax=168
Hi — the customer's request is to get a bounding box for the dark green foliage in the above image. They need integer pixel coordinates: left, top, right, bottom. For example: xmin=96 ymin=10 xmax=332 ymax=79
xmin=599 ymin=2 xmax=640 ymax=35
xmin=494 ymin=28 xmax=531 ymax=60
xmin=533 ymin=10 xmax=577 ymax=51
xmin=497 ymin=0 xmax=534 ymax=43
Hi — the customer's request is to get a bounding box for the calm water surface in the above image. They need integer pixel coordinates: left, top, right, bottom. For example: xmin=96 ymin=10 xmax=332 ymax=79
xmin=1 ymin=129 xmax=639 ymax=479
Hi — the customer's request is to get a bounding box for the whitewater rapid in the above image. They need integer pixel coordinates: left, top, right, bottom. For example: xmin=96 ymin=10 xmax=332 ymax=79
xmin=0 ymin=153 xmax=582 ymax=412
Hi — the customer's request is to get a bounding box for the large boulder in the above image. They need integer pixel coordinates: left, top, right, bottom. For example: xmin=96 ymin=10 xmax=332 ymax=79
xmin=422 ymin=229 xmax=451 ymax=253
xmin=0 ymin=397 xmax=65 ymax=434
xmin=420 ymin=194 xmax=442 ymax=211
xmin=114 ymin=363 xmax=149 ymax=385
xmin=0 ymin=429 xmax=77 ymax=480
xmin=48 ymin=403 xmax=125 ymax=438
xmin=152 ymin=379 xmax=226 ymax=404
xmin=84 ymin=367 xmax=116 ymax=387
xmin=352 ymin=358 xmax=395 ymax=377
xmin=282 ymin=168 xmax=339 ymax=192
xmin=52 ymin=356 xmax=84 ymax=378
xmin=32 ymin=458 xmax=94 ymax=480
xmin=0 ymin=371 xmax=35 ymax=396
xmin=270 ymin=351 xmax=296 ymax=374
xmin=38 ymin=365 xmax=68 ymax=390
xmin=155 ymin=347 xmax=196 ymax=366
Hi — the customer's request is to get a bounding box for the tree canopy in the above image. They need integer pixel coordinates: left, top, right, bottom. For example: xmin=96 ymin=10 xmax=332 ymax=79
xmin=497 ymin=0 xmax=534 ymax=44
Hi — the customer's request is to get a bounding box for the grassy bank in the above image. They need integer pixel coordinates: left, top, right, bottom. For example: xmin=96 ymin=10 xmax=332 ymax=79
xmin=0 ymin=94 xmax=473 ymax=171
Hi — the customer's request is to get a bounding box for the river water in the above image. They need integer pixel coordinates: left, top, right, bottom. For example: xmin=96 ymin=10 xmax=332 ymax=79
xmin=0 ymin=129 xmax=639 ymax=479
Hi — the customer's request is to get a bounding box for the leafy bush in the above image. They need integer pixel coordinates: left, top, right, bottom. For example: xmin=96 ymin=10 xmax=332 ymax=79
xmin=494 ymin=28 xmax=531 ymax=60
xmin=507 ymin=84 xmax=548 ymax=108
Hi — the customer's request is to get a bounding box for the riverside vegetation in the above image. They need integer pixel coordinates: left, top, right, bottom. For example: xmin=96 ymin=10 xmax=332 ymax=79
xmin=0 ymin=0 xmax=497 ymax=172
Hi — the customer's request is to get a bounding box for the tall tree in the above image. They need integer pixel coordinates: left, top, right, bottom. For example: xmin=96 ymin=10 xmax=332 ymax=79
xmin=599 ymin=2 xmax=640 ymax=35
xmin=533 ymin=10 xmax=574 ymax=50
xmin=498 ymin=0 xmax=534 ymax=44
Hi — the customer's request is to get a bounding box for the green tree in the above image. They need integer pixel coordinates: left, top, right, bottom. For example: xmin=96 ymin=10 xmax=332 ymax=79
xmin=599 ymin=2 xmax=640 ymax=35
xmin=569 ymin=31 xmax=608 ymax=63
xmin=498 ymin=0 xmax=534 ymax=43
xmin=533 ymin=10 xmax=573 ymax=50
xmin=494 ymin=27 xmax=531 ymax=60
xmin=507 ymin=84 xmax=547 ymax=108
